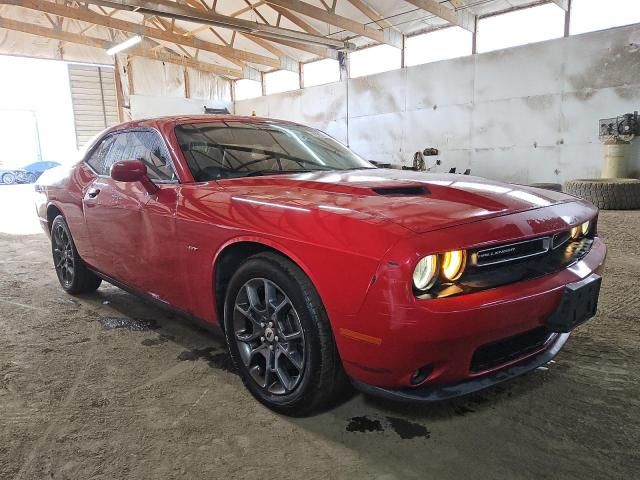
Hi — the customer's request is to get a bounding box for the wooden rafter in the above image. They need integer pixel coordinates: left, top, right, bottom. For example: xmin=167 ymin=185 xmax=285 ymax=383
xmin=243 ymin=34 xmax=289 ymax=60
xmin=3 ymin=0 xmax=285 ymax=68
xmin=242 ymin=0 xmax=269 ymax=24
xmin=403 ymin=0 xmax=476 ymax=32
xmin=346 ymin=0 xmax=394 ymax=30
xmin=448 ymin=0 xmax=465 ymax=8
xmin=75 ymin=0 xmax=350 ymax=49
xmin=152 ymin=16 xmax=247 ymax=68
xmin=0 ymin=16 xmax=244 ymax=77
xmin=264 ymin=0 xmax=385 ymax=43
xmin=230 ymin=0 xmax=265 ymax=17
xmin=256 ymin=36 xmax=337 ymax=59
xmin=267 ymin=3 xmax=323 ymax=36
xmin=550 ymin=0 xmax=569 ymax=10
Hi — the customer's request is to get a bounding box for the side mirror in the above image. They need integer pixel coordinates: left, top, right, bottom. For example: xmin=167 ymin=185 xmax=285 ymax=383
xmin=110 ymin=160 xmax=158 ymax=194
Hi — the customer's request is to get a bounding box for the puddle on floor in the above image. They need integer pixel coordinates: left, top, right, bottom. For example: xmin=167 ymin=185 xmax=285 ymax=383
xmin=98 ymin=317 xmax=158 ymax=331
xmin=346 ymin=416 xmax=384 ymax=433
xmin=346 ymin=415 xmax=430 ymax=440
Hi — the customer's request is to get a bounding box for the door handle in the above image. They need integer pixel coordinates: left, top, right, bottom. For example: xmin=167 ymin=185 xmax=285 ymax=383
xmin=87 ymin=188 xmax=101 ymax=198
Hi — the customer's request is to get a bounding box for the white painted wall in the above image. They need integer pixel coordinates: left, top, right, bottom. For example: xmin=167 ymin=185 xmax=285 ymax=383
xmin=235 ymin=24 xmax=640 ymax=184
xmin=123 ymin=57 xmax=233 ymax=120
xmin=129 ymin=95 xmax=231 ymax=119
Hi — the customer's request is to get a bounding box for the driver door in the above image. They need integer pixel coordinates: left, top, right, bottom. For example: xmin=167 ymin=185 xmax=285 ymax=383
xmin=82 ymin=129 xmax=190 ymax=312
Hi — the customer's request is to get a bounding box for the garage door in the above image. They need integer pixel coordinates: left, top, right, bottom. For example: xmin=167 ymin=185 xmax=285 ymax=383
xmin=68 ymin=64 xmax=119 ymax=149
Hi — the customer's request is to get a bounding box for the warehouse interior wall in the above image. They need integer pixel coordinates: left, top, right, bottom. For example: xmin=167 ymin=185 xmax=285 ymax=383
xmin=0 ymin=6 xmax=234 ymax=126
xmin=117 ymin=57 xmax=233 ymax=121
xmin=235 ymin=24 xmax=640 ymax=184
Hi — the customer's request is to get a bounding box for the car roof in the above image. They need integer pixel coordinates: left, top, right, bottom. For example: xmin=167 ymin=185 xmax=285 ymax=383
xmin=107 ymin=115 xmax=303 ymax=132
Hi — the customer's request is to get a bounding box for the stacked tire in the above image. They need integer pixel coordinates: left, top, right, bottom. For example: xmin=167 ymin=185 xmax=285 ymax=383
xmin=564 ymin=178 xmax=640 ymax=210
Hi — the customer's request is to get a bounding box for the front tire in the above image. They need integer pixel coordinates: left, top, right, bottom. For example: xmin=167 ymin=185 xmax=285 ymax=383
xmin=2 ymin=173 xmax=15 ymax=185
xmin=51 ymin=215 xmax=102 ymax=294
xmin=224 ymin=252 xmax=346 ymax=416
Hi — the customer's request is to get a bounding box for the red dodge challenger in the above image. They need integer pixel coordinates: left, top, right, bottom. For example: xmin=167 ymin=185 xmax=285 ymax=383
xmin=35 ymin=116 xmax=605 ymax=415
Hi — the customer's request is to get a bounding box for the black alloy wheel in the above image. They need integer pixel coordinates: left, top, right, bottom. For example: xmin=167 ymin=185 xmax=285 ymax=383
xmin=224 ymin=252 xmax=347 ymax=416
xmin=50 ymin=215 xmax=102 ymax=294
xmin=233 ymin=277 xmax=306 ymax=395
xmin=52 ymin=221 xmax=75 ymax=290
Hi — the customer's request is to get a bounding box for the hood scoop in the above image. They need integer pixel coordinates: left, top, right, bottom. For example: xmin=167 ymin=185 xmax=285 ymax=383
xmin=371 ymin=185 xmax=430 ymax=196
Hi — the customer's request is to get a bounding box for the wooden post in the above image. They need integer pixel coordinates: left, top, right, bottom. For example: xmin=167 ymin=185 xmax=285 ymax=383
xmin=299 ymin=61 xmax=304 ymax=89
xmin=183 ymin=67 xmax=190 ymax=98
xmin=126 ymin=55 xmax=134 ymax=96
xmin=113 ymin=57 xmax=125 ymax=122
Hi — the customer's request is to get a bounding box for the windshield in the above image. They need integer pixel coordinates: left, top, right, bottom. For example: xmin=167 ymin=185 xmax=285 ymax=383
xmin=175 ymin=121 xmax=375 ymax=181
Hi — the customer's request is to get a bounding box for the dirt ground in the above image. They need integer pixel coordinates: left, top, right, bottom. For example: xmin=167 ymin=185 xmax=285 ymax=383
xmin=1 ymin=203 xmax=639 ymax=479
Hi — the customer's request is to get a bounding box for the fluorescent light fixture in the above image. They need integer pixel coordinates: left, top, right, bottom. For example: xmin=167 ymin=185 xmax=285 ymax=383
xmin=106 ymin=35 xmax=142 ymax=55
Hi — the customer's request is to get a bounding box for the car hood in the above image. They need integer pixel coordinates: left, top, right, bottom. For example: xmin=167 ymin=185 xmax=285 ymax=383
xmin=216 ymin=169 xmax=575 ymax=234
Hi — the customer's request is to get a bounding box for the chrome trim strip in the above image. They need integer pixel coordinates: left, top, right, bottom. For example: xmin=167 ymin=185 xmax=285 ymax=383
xmin=474 ymin=237 xmax=551 ymax=267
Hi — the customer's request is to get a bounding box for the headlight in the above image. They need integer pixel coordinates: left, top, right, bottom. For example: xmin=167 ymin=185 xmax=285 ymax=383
xmin=441 ymin=250 xmax=466 ymax=281
xmin=413 ymin=255 xmax=438 ymax=291
xmin=570 ymin=226 xmax=581 ymax=240
xmin=581 ymin=220 xmax=591 ymax=235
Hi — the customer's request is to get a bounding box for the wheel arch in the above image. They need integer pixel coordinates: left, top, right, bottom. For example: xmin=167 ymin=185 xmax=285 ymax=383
xmin=46 ymin=203 xmax=64 ymax=232
xmin=212 ymin=237 xmax=321 ymax=326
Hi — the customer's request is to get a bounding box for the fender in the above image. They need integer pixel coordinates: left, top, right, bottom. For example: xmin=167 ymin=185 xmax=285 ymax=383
xmin=212 ymin=235 xmax=321 ymax=291
xmin=210 ymin=235 xmax=324 ymax=324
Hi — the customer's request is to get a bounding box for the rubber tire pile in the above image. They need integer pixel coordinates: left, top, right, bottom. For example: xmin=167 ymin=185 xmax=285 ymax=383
xmin=564 ymin=178 xmax=640 ymax=210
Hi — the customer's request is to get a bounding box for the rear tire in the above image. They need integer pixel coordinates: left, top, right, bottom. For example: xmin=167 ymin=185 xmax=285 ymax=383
xmin=224 ymin=252 xmax=346 ymax=416
xmin=51 ymin=215 xmax=102 ymax=294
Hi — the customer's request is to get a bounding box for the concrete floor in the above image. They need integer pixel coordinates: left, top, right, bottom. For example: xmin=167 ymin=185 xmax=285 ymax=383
xmin=1 ymin=186 xmax=639 ymax=479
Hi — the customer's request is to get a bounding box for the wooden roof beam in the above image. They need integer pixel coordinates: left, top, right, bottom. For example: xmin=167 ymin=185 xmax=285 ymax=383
xmin=264 ymin=0 xmax=394 ymax=45
xmin=0 ymin=16 xmax=244 ymax=77
xmin=551 ymin=0 xmax=569 ymax=11
xmin=2 ymin=0 xmax=290 ymax=68
xmin=267 ymin=3 xmax=323 ymax=36
xmin=345 ymin=0 xmax=395 ymax=30
xmin=78 ymin=0 xmax=352 ymax=49
xmin=403 ymin=0 xmax=476 ymax=32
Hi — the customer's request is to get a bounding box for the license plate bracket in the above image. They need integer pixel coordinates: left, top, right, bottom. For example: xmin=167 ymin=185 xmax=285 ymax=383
xmin=546 ymin=274 xmax=601 ymax=333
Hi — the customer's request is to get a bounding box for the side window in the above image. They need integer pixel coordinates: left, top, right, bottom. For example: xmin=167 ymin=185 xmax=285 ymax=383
xmin=135 ymin=131 xmax=177 ymax=182
xmin=106 ymin=133 xmax=128 ymax=170
xmin=105 ymin=130 xmax=177 ymax=182
xmin=98 ymin=130 xmax=177 ymax=182
xmin=85 ymin=136 xmax=114 ymax=175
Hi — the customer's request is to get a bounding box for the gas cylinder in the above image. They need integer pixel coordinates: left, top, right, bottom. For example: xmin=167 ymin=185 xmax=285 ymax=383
xmin=602 ymin=138 xmax=631 ymax=178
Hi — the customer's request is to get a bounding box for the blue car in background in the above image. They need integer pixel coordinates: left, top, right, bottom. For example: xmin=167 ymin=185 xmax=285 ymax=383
xmin=0 ymin=168 xmax=27 ymax=185
xmin=0 ymin=161 xmax=61 ymax=184
xmin=21 ymin=161 xmax=61 ymax=183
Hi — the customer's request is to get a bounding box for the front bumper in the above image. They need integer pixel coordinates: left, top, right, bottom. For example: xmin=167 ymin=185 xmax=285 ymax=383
xmin=351 ymin=332 xmax=570 ymax=402
xmin=335 ymin=236 xmax=606 ymax=393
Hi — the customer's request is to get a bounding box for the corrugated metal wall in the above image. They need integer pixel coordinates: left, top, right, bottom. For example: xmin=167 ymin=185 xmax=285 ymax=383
xmin=68 ymin=64 xmax=118 ymax=149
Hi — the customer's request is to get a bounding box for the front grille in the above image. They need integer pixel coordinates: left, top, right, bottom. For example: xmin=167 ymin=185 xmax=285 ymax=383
xmin=474 ymin=237 xmax=550 ymax=266
xmin=470 ymin=327 xmax=553 ymax=373
xmin=418 ymin=235 xmax=594 ymax=300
